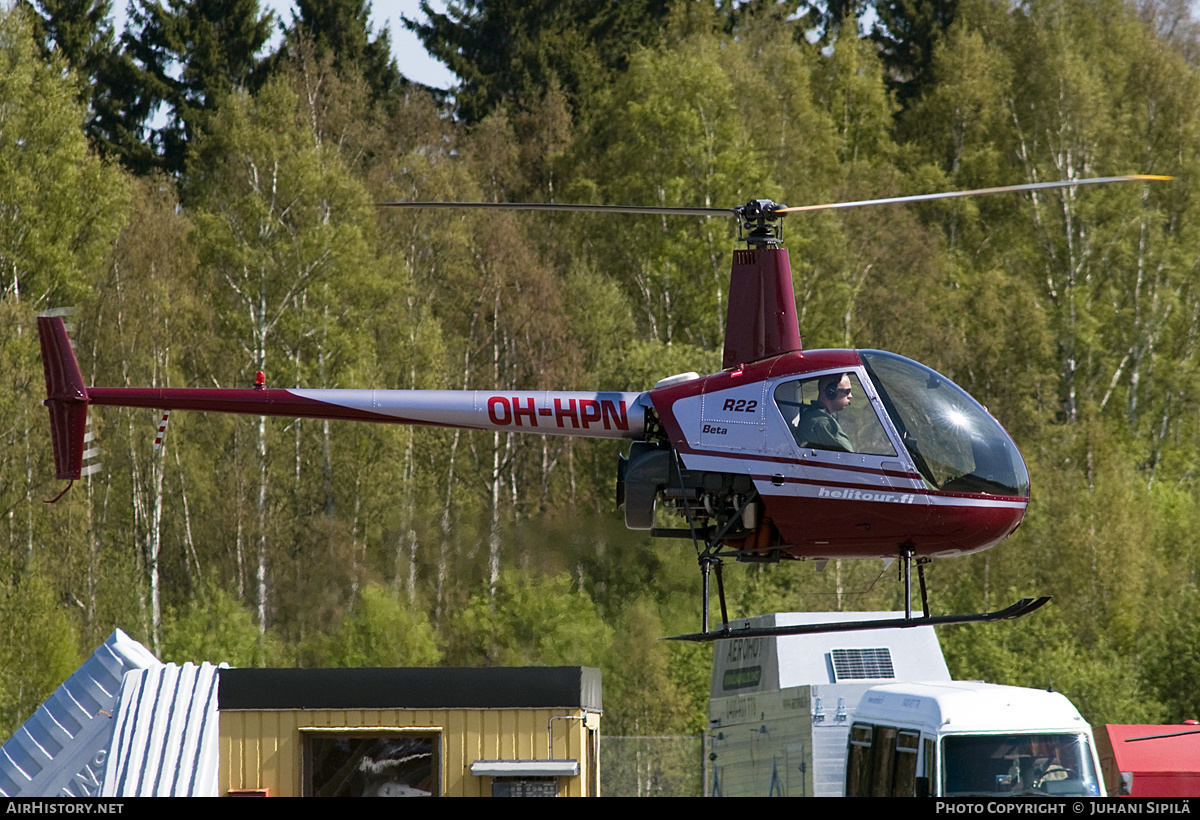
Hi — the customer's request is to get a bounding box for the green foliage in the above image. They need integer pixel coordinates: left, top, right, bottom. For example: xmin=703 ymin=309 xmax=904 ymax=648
xmin=0 ymin=572 xmax=82 ymax=740
xmin=942 ymin=612 xmax=1167 ymax=726
xmin=600 ymin=601 xmax=705 ymax=796
xmin=9 ymin=0 xmax=1200 ymax=749
xmin=1143 ymin=587 xmax=1200 ymax=722
xmin=0 ymin=5 xmax=128 ymax=305
xmin=20 ymin=0 xmax=136 ymax=168
xmin=570 ymin=34 xmax=774 ymax=348
xmin=603 ymin=600 xmax=695 ymax=734
xmin=22 ymin=0 xmax=121 ymax=148
xmin=20 ymin=0 xmax=135 ymax=167
xmin=448 ymin=570 xmax=613 ymax=667
xmin=405 ymin=0 xmax=673 ymax=124
xmin=901 ymin=20 xmax=1012 ymax=181
xmin=873 ymin=0 xmax=959 ymax=107
xmin=310 ymin=583 xmax=442 ymax=668
xmin=124 ymin=0 xmax=276 ymax=174
xmin=187 ymin=70 xmax=377 ymax=380
xmin=284 ymin=0 xmax=401 ymax=109
xmin=162 ymin=584 xmax=271 ymax=667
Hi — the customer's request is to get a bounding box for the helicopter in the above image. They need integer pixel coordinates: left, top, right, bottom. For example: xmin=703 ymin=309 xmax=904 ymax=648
xmin=37 ymin=174 xmax=1170 ymax=640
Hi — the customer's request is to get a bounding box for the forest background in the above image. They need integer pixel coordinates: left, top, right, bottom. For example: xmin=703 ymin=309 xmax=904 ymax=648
xmin=3 ymin=0 xmax=1200 ymax=745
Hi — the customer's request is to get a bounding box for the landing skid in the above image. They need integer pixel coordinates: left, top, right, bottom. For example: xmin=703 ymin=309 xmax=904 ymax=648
xmin=665 ymin=596 xmax=1051 ymax=642
xmin=671 ymin=535 xmax=1050 ymax=642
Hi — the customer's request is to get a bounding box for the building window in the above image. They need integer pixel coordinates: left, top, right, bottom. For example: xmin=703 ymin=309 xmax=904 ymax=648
xmin=304 ymin=732 xmax=440 ymax=797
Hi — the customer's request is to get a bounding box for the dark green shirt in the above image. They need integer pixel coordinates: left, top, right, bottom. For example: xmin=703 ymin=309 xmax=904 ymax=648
xmin=796 ymin=403 xmax=853 ymax=453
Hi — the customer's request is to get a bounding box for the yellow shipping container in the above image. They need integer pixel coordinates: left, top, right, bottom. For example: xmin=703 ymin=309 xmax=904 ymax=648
xmin=218 ymin=667 xmax=601 ymax=797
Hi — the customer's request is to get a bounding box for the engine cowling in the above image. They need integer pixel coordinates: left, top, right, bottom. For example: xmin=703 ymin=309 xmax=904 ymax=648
xmin=617 ymin=442 xmax=757 ymax=534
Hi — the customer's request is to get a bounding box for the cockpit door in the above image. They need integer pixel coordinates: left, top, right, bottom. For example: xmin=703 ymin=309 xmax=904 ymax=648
xmin=764 ymin=369 xmax=930 ymax=514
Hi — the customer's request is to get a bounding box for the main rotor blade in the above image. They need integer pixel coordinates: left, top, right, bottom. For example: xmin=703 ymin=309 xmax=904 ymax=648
xmin=379 ymin=175 xmax=1172 ymax=219
xmin=378 ymin=201 xmax=736 ymax=218
xmin=775 ymin=175 xmax=1173 ymax=214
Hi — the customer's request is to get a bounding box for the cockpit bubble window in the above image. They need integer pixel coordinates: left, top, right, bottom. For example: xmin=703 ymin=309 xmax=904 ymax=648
xmin=774 ymin=372 xmax=896 ymax=456
xmin=859 ymin=351 xmax=1030 ymax=497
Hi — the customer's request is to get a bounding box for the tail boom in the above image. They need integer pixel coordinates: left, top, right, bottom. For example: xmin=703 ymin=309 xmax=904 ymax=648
xmin=38 ymin=314 xmax=647 ymax=482
xmin=85 ymin=387 xmax=648 ymax=440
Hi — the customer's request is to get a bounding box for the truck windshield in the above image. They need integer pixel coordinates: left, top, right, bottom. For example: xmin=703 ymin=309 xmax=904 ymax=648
xmin=942 ymin=733 xmax=1101 ymax=797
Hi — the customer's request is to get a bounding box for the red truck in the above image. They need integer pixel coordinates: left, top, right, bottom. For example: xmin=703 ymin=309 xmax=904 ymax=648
xmin=1095 ymin=724 xmax=1200 ymax=796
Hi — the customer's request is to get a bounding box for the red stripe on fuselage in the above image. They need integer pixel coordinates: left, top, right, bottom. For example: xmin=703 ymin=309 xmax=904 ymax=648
xmin=715 ymin=453 xmax=925 ymax=481
xmin=85 ymin=387 xmax=447 ymax=427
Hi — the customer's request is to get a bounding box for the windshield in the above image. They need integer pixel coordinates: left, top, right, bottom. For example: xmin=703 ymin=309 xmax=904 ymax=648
xmin=942 ymin=733 xmax=1101 ymax=797
xmin=859 ymin=351 xmax=1029 ymax=497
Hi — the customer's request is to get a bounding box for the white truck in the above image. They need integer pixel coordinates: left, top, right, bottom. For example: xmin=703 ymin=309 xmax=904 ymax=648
xmin=846 ymin=681 xmax=1105 ymax=797
xmin=707 ymin=611 xmax=951 ymax=796
xmin=707 ymin=613 xmax=1105 ymax=797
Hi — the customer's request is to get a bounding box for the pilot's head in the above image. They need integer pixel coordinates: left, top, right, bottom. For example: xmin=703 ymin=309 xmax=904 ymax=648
xmin=818 ymin=373 xmax=853 ymax=413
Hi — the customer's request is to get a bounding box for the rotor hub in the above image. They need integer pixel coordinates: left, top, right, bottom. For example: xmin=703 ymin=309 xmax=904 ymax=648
xmin=735 ymin=199 xmax=786 ymax=247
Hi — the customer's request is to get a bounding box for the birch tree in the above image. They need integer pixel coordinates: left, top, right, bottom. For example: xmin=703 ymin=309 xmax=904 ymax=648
xmin=188 ymin=74 xmax=376 ymax=632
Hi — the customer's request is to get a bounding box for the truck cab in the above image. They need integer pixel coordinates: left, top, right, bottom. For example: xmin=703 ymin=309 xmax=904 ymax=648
xmin=846 ymin=681 xmax=1105 ymax=797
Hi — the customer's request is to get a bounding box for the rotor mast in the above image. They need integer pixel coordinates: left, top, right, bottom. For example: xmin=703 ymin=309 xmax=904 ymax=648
xmin=722 ymin=200 xmax=803 ymax=369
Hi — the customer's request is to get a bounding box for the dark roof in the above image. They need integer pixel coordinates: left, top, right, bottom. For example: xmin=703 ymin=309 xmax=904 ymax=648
xmin=218 ymin=666 xmax=601 ymax=712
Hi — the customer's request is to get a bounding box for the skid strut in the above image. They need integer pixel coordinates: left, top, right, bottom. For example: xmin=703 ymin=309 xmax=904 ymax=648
xmin=899 ymin=545 xmax=931 ymax=620
xmin=700 ymin=555 xmax=731 ymax=636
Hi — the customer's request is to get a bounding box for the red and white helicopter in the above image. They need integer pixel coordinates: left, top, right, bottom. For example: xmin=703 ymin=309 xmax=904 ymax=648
xmin=38 ymin=175 xmax=1169 ymax=640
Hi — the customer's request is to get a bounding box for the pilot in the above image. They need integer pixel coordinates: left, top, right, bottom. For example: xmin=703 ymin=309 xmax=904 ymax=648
xmin=796 ymin=373 xmax=854 ymax=452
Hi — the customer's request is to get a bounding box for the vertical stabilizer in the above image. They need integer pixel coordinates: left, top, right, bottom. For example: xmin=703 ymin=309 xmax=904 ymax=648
xmin=722 ymin=247 xmax=803 ymax=369
xmin=37 ymin=316 xmax=90 ymax=481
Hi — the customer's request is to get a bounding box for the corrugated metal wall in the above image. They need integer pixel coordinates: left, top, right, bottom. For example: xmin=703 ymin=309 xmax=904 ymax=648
xmin=101 ymin=662 xmax=221 ymax=796
xmin=0 ymin=629 xmax=160 ymax=798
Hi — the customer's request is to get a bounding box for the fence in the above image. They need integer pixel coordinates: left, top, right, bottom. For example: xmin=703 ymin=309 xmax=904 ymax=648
xmin=600 ymin=734 xmax=704 ymax=797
